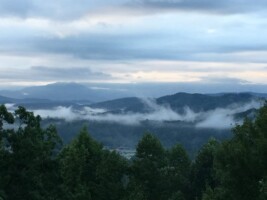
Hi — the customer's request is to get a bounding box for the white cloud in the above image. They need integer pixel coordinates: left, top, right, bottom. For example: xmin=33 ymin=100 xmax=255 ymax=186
xmin=29 ymin=99 xmax=263 ymax=128
xmin=196 ymin=100 xmax=263 ymax=129
xmin=0 ymin=1 xmax=267 ymax=86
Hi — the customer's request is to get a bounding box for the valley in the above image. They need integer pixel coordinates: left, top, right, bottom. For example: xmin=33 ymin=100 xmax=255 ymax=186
xmin=1 ymin=83 xmax=265 ymax=156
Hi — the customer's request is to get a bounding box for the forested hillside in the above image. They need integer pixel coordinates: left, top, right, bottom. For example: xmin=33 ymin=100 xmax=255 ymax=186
xmin=1 ymin=104 xmax=267 ymax=200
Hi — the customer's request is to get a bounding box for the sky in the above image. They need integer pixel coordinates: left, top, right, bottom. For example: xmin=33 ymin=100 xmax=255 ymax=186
xmin=1 ymin=0 xmax=267 ymax=90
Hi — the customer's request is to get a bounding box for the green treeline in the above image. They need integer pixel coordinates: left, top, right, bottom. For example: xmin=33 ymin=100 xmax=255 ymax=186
xmin=0 ymin=104 xmax=267 ymax=200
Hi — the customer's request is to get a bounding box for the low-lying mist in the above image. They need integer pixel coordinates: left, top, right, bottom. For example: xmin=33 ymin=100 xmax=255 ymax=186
xmin=5 ymin=99 xmax=263 ymax=129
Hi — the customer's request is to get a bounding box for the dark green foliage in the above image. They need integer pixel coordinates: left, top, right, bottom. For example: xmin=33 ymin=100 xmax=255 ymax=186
xmin=58 ymin=127 xmax=128 ymax=200
xmin=0 ymin=106 xmax=128 ymax=200
xmin=168 ymin=191 xmax=185 ymax=200
xmin=129 ymin=134 xmax=191 ymax=200
xmin=191 ymin=138 xmax=220 ymax=200
xmin=95 ymin=150 xmax=128 ymax=200
xmin=1 ymin=103 xmax=267 ymax=200
xmin=0 ymin=105 xmax=62 ymax=200
xmin=0 ymin=105 xmax=14 ymax=131
xmin=130 ymin=134 xmax=167 ymax=200
xmin=58 ymin=127 xmax=101 ymax=199
xmin=201 ymin=186 xmax=216 ymax=200
xmin=214 ymin=103 xmax=267 ymax=200
xmin=165 ymin=144 xmax=191 ymax=199
xmin=46 ymin=118 xmax=231 ymax=159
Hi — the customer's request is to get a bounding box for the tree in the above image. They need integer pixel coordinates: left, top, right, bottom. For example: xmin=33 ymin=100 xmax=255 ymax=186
xmin=59 ymin=127 xmax=128 ymax=200
xmin=215 ymin=103 xmax=267 ymax=200
xmin=0 ymin=105 xmax=14 ymax=200
xmin=0 ymin=105 xmax=14 ymax=131
xmin=95 ymin=150 xmax=128 ymax=200
xmin=191 ymin=138 xmax=220 ymax=200
xmin=130 ymin=133 xmax=167 ymax=200
xmin=165 ymin=144 xmax=191 ymax=199
xmin=0 ymin=105 xmax=62 ymax=200
xmin=59 ymin=127 xmax=102 ymax=200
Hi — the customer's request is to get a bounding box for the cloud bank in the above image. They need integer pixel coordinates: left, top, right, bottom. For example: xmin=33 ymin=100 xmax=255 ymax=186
xmin=1 ymin=0 xmax=267 ymax=86
xmin=196 ymin=100 xmax=262 ymax=128
xmin=28 ymin=99 xmax=263 ymax=129
xmin=1 ymin=0 xmax=267 ymax=20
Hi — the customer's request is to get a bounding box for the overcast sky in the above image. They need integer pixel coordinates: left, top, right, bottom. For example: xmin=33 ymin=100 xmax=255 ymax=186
xmin=1 ymin=0 xmax=267 ymax=89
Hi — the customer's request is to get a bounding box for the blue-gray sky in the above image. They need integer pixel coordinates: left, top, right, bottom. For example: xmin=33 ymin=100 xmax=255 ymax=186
xmin=1 ymin=0 xmax=267 ymax=89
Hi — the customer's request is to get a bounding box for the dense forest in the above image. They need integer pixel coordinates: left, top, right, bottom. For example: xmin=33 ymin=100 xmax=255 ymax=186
xmin=0 ymin=104 xmax=267 ymax=200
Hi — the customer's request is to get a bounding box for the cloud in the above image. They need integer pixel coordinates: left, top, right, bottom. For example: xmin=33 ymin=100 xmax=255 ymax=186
xmin=0 ymin=14 xmax=265 ymax=63
xmin=31 ymin=66 xmax=111 ymax=80
xmin=0 ymin=66 xmax=112 ymax=82
xmin=0 ymin=0 xmax=100 ymax=20
xmin=32 ymin=99 xmax=198 ymax=125
xmin=0 ymin=0 xmax=142 ymax=21
xmin=23 ymin=28 xmax=267 ymax=62
xmin=1 ymin=6 xmax=267 ymax=64
xmin=29 ymin=98 xmax=263 ymax=128
xmin=33 ymin=33 xmax=165 ymax=60
xmin=129 ymin=0 xmax=267 ymax=15
xmin=0 ymin=0 xmax=267 ymax=21
xmin=4 ymin=103 xmax=16 ymax=110
xmin=33 ymin=106 xmax=79 ymax=121
xmin=0 ymin=0 xmax=33 ymax=18
xmin=196 ymin=100 xmax=263 ymax=128
xmin=1 ymin=1 xmax=267 ymax=87
xmin=200 ymin=77 xmax=250 ymax=84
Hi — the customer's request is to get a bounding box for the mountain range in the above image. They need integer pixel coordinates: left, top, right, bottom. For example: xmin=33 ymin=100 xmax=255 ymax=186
xmin=2 ymin=82 xmax=267 ymax=104
xmin=0 ymin=82 xmax=265 ymax=112
xmin=0 ymin=82 xmax=131 ymax=103
xmin=1 ymin=82 xmax=265 ymax=153
xmin=91 ymin=92 xmax=261 ymax=114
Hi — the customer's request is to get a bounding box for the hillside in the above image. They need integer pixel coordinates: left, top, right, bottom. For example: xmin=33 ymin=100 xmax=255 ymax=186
xmin=91 ymin=92 xmax=260 ymax=114
xmin=156 ymin=92 xmax=256 ymax=113
xmin=0 ymin=82 xmax=131 ymax=103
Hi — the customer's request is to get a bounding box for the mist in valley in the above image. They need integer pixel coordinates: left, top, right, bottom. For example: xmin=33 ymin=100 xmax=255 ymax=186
xmin=12 ymin=98 xmax=262 ymax=129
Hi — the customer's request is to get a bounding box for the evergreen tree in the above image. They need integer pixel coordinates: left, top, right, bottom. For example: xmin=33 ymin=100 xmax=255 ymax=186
xmin=191 ymin=138 xmax=220 ymax=200
xmin=165 ymin=144 xmax=191 ymax=199
xmin=59 ymin=127 xmax=102 ymax=200
xmin=95 ymin=150 xmax=128 ymax=200
xmin=130 ymin=133 xmax=167 ymax=200
xmin=59 ymin=127 xmax=128 ymax=200
xmin=215 ymin=103 xmax=267 ymax=200
xmin=0 ymin=105 xmax=62 ymax=200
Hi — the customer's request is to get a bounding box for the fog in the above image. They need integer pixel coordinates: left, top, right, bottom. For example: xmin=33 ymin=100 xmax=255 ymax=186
xmin=9 ymin=99 xmax=262 ymax=129
xmin=196 ymin=100 xmax=262 ymax=129
xmin=32 ymin=103 xmax=198 ymax=126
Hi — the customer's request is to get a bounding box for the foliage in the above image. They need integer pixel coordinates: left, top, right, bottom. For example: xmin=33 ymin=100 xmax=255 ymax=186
xmin=1 ymin=103 xmax=267 ymax=200
xmin=191 ymin=138 xmax=220 ymax=200
xmin=0 ymin=106 xmax=62 ymax=200
xmin=130 ymin=133 xmax=167 ymax=200
xmin=214 ymin=104 xmax=267 ymax=200
xmin=58 ymin=127 xmax=127 ymax=200
xmin=128 ymin=134 xmax=191 ymax=200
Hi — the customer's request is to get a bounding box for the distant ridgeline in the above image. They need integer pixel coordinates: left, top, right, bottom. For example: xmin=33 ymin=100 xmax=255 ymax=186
xmin=1 ymin=104 xmax=267 ymax=200
xmin=0 ymin=92 xmax=265 ymax=155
